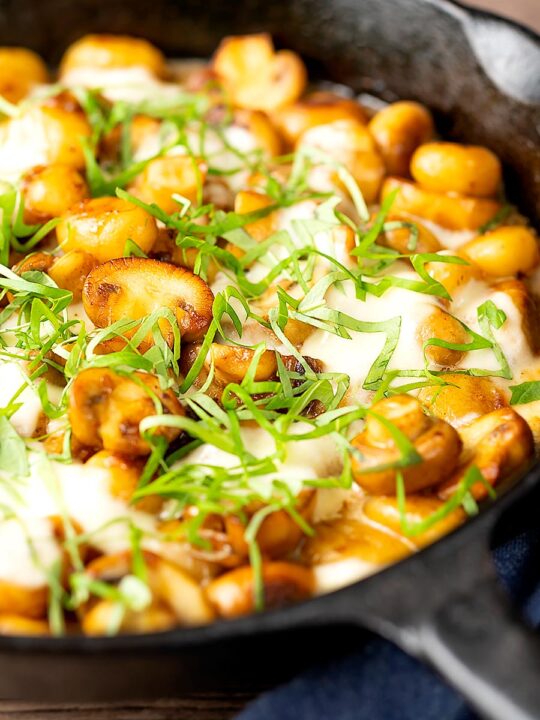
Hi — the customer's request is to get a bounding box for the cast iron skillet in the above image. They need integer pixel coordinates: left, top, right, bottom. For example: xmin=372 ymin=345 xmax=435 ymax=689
xmin=0 ymin=0 xmax=539 ymax=717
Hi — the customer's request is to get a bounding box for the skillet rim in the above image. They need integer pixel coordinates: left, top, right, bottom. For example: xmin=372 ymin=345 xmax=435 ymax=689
xmin=0 ymin=0 xmax=539 ymax=654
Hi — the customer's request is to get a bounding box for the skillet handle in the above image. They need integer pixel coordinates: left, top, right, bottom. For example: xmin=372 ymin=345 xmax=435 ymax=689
xmin=418 ymin=570 xmax=540 ymax=720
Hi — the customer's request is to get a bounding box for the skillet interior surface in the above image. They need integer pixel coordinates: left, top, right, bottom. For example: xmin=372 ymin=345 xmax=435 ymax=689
xmin=0 ymin=0 xmax=539 ymax=707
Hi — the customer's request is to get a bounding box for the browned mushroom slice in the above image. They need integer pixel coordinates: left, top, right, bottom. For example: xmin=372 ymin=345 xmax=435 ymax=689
xmin=351 ymin=394 xmax=462 ymax=495
xmin=82 ymin=257 xmax=214 ymax=344
xmin=212 ymin=33 xmax=306 ymax=112
xmin=438 ymin=408 xmax=534 ymax=501
xmin=69 ymin=368 xmax=184 ymax=455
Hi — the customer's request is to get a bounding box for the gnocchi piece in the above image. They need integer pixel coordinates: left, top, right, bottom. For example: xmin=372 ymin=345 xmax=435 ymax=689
xmin=425 ymin=252 xmax=481 ymax=296
xmin=213 ymin=33 xmax=306 ymax=112
xmin=418 ymin=373 xmax=507 ymax=428
xmin=411 ymin=142 xmax=502 ymax=198
xmin=438 ymin=408 xmax=534 ymax=500
xmin=363 ymin=495 xmax=465 ymax=549
xmin=303 ymin=496 xmax=413 ymax=566
xmin=82 ymin=257 xmax=214 ymax=344
xmin=224 ymin=492 xmax=315 ymax=559
xmin=69 ymin=368 xmax=184 ymax=455
xmin=0 ymin=581 xmax=48 ymax=619
xmin=56 ymin=197 xmax=159 ymax=264
xmin=272 ymin=91 xmax=368 ymax=147
xmin=149 ymin=556 xmax=216 ymax=626
xmin=0 ymin=47 xmax=48 ymax=103
xmin=233 ymin=190 xmax=277 ymax=244
xmin=81 ymin=551 xmax=215 ymax=632
xmin=416 ymin=306 xmax=470 ymax=367
xmin=461 ymin=226 xmax=539 ymax=278
xmin=351 ymin=395 xmax=462 ymax=494
xmin=0 ymin=614 xmax=50 ymax=636
xmin=368 ymin=101 xmax=434 ymax=176
xmin=382 ymin=177 xmax=501 ymax=231
xmin=48 ymin=250 xmax=97 ymax=300
xmin=206 ymin=562 xmax=313 ymax=618
xmin=298 ymin=118 xmax=385 ymax=203
xmin=82 ymin=600 xmax=176 ymax=636
xmin=494 ymin=279 xmax=540 ymax=353
xmin=376 ymin=214 xmax=441 ymax=255
xmin=233 ymin=109 xmax=282 ymax=157
xmin=60 ymin=34 xmax=166 ymax=77
xmin=22 ymin=164 xmax=89 ymax=224
xmin=0 ymin=106 xmax=91 ymax=174
xmin=129 ymin=156 xmax=207 ymax=215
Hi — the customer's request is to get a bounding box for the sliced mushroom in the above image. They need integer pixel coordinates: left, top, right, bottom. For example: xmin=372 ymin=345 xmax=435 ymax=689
xmin=212 ymin=33 xmax=306 ymax=112
xmin=69 ymin=368 xmax=184 ymax=455
xmin=351 ymin=395 xmax=462 ymax=494
xmin=438 ymin=407 xmax=534 ymax=500
xmin=82 ymin=257 xmax=214 ymax=345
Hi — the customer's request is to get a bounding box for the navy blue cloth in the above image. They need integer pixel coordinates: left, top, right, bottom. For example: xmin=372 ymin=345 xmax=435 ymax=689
xmin=237 ymin=525 xmax=540 ymax=720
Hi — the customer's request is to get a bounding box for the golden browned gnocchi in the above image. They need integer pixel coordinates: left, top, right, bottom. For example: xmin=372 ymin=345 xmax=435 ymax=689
xmin=56 ymin=197 xmax=159 ymax=263
xmin=60 ymin=34 xmax=166 ymax=77
xmin=22 ymin=164 xmax=89 ymax=223
xmin=0 ymin=47 xmax=48 ymax=103
xmin=369 ymin=100 xmax=434 ymax=177
xmin=0 ymin=32 xmax=537 ymax=638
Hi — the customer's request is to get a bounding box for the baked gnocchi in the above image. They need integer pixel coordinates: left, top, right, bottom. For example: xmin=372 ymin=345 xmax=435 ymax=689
xmin=0 ymin=32 xmax=537 ymax=637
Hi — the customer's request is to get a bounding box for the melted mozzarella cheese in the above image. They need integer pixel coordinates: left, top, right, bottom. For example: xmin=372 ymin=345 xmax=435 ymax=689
xmin=0 ymin=109 xmax=50 ymax=181
xmin=302 ymin=263 xmax=438 ymax=401
xmin=59 ymin=67 xmax=181 ymax=103
xmin=0 ymin=454 xmax=157 ymax=587
xmin=178 ymin=424 xmax=343 ymax=489
xmin=452 ymin=280 xmax=534 ymax=380
xmin=0 ymin=517 xmax=60 ymax=588
xmin=410 ymin=217 xmax=477 ymax=251
xmin=0 ymin=361 xmax=43 ymax=437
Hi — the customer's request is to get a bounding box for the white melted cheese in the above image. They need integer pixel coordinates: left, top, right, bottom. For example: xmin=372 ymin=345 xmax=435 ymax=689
xmin=301 ymin=262 xmax=438 ymax=402
xmin=0 ymin=109 xmax=50 ymax=181
xmin=452 ymin=279 xmax=534 ymax=381
xmin=177 ymin=424 xmax=343 ymax=490
xmin=412 ymin=217 xmax=477 ymax=251
xmin=0 ymin=454 xmax=156 ymax=588
xmin=0 ymin=361 xmax=43 ymax=437
xmin=0 ymin=516 xmax=60 ymax=588
xmin=134 ymin=121 xmax=262 ymax=193
xmin=59 ymin=67 xmax=181 ymax=103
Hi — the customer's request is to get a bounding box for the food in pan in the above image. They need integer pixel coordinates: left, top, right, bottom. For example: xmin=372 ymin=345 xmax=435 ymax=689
xmin=0 ymin=33 xmax=538 ymax=636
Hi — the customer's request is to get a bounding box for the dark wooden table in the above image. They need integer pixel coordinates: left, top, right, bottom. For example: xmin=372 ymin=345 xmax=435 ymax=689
xmin=3 ymin=1 xmax=538 ymax=717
